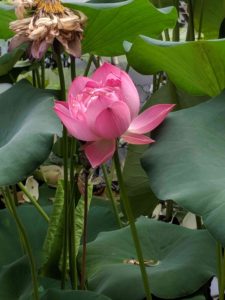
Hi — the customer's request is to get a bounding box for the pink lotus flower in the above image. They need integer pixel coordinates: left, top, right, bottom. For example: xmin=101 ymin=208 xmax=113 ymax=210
xmin=54 ymin=63 xmax=175 ymax=168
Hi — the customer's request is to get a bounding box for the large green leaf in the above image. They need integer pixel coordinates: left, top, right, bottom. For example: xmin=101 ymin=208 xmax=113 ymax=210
xmin=0 ymin=256 xmax=32 ymax=300
xmin=41 ymin=289 xmax=112 ymax=300
xmin=0 ymin=80 xmax=62 ymax=186
xmin=143 ymin=81 xmax=210 ymax=110
xmin=0 ymin=206 xmax=49 ymax=267
xmin=0 ymin=205 xmax=47 ymax=267
xmin=193 ymin=0 xmax=225 ymax=39
xmin=0 ymin=205 xmax=49 ymax=299
xmin=0 ymin=6 xmax=15 ymax=39
xmin=141 ymin=90 xmax=225 ymax=246
xmin=0 ymin=43 xmax=27 ymax=77
xmin=0 ymin=205 xmax=111 ymax=299
xmin=87 ymin=0 xmax=126 ymax=2
xmin=87 ymin=196 xmax=119 ymax=242
xmin=123 ymin=144 xmax=158 ymax=218
xmin=87 ymin=0 xmax=125 ymax=3
xmin=125 ymin=36 xmax=225 ymax=97
xmin=81 ymin=217 xmax=216 ymax=299
xmin=1 ymin=0 xmax=176 ymax=56
xmin=0 ymin=206 xmax=57 ymax=299
xmin=66 ymin=0 xmax=177 ymax=56
xmin=150 ymin=0 xmax=225 ymax=39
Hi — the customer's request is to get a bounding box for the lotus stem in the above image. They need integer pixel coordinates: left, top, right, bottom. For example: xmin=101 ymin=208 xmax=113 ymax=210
xmin=197 ymin=0 xmax=204 ymax=40
xmin=54 ymin=46 xmax=69 ymax=289
xmin=41 ymin=58 xmax=45 ymax=89
xmin=18 ymin=182 xmax=49 ymax=223
xmin=35 ymin=68 xmax=41 ymax=88
xmin=68 ymin=138 xmax=78 ymax=289
xmin=80 ymin=169 xmax=89 ymax=290
xmin=102 ymin=164 xmax=122 ymax=228
xmin=186 ymin=0 xmax=195 ymax=41
xmin=32 ymin=70 xmax=37 ymax=87
xmin=113 ymin=147 xmax=152 ymax=300
xmin=172 ymin=0 xmax=180 ymax=41
xmin=70 ymin=56 xmax=76 ymax=80
xmin=83 ymin=54 xmax=94 ymax=76
xmin=217 ymin=243 xmax=225 ymax=300
xmin=3 ymin=187 xmax=39 ymax=300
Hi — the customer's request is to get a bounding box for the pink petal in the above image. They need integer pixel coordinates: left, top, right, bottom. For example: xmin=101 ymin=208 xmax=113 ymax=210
xmin=120 ymin=71 xmax=140 ymax=119
xmin=84 ymin=139 xmax=116 ymax=168
xmin=91 ymin=62 xmax=121 ymax=82
xmin=8 ymin=35 xmax=30 ymax=52
xmin=128 ymin=104 xmax=175 ymax=134
xmin=68 ymin=76 xmax=99 ymax=100
xmin=57 ymin=33 xmax=81 ymax=58
xmin=54 ymin=101 xmax=99 ymax=141
xmin=122 ymin=132 xmax=155 ymax=145
xmin=31 ymin=40 xmax=49 ymax=60
xmin=55 ymin=100 xmax=68 ymax=109
xmin=85 ymin=90 xmax=121 ymax=129
xmin=93 ymin=101 xmax=131 ymax=139
xmin=92 ymin=62 xmax=140 ymax=119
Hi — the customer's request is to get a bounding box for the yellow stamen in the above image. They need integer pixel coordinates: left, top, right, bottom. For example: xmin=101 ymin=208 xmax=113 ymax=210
xmin=35 ymin=0 xmax=65 ymax=14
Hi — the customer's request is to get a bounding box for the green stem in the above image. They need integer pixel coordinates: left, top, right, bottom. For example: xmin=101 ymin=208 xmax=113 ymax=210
xmin=54 ymin=48 xmax=69 ymax=289
xmin=125 ymin=63 xmax=130 ymax=73
xmin=68 ymin=55 xmax=79 ymax=289
xmin=84 ymin=54 xmax=94 ymax=76
xmin=164 ymin=29 xmax=170 ymax=41
xmin=55 ymin=50 xmax=66 ymax=100
xmin=32 ymin=70 xmax=37 ymax=87
xmin=113 ymin=147 xmax=152 ymax=300
xmin=217 ymin=243 xmax=225 ymax=300
xmin=18 ymin=182 xmax=49 ymax=223
xmin=197 ymin=0 xmax=204 ymax=40
xmin=195 ymin=215 xmax=202 ymax=229
xmin=102 ymin=164 xmax=122 ymax=228
xmin=80 ymin=170 xmax=89 ymax=290
xmin=70 ymin=56 xmax=76 ymax=80
xmin=186 ymin=0 xmax=195 ymax=41
xmin=4 ymin=187 xmax=39 ymax=300
xmin=61 ymin=128 xmax=69 ymax=289
xmin=68 ymin=203 xmax=77 ymax=289
xmin=172 ymin=0 xmax=180 ymax=41
xmin=35 ymin=68 xmax=41 ymax=88
xmin=152 ymin=74 xmax=157 ymax=93
xmin=156 ymin=72 xmax=163 ymax=91
xmin=68 ymin=138 xmax=78 ymax=289
xmin=93 ymin=56 xmax=101 ymax=68
xmin=41 ymin=58 xmax=45 ymax=89
xmin=165 ymin=200 xmax=173 ymax=222
xmin=109 ymin=161 xmax=115 ymax=186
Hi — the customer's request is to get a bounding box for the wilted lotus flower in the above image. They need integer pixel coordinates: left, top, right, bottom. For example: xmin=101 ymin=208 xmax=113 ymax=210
xmin=13 ymin=0 xmax=34 ymax=19
xmin=54 ymin=63 xmax=175 ymax=168
xmin=9 ymin=0 xmax=87 ymax=59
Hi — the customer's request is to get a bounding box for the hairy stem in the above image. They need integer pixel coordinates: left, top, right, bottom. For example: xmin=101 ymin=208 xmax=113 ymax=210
xmin=197 ymin=0 xmax=204 ymax=40
xmin=70 ymin=56 xmax=76 ymax=80
xmin=80 ymin=170 xmax=89 ymax=290
xmin=84 ymin=54 xmax=94 ymax=76
xmin=217 ymin=243 xmax=225 ymax=300
xmin=68 ymin=138 xmax=78 ymax=289
xmin=18 ymin=182 xmax=49 ymax=223
xmin=102 ymin=164 xmax=122 ymax=228
xmin=54 ymin=47 xmax=69 ymax=289
xmin=113 ymin=147 xmax=152 ymax=300
xmin=186 ymin=0 xmax=195 ymax=41
xmin=4 ymin=187 xmax=39 ymax=300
